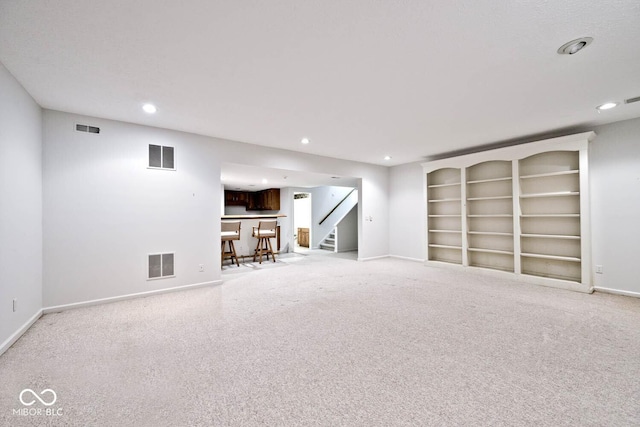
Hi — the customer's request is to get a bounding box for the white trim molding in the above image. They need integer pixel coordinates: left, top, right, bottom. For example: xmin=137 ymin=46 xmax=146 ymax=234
xmin=43 ymin=280 xmax=221 ymax=314
xmin=357 ymin=255 xmax=389 ymax=262
xmin=0 ymin=309 xmax=43 ymax=356
xmin=594 ymin=286 xmax=640 ymax=299
xmin=389 ymin=255 xmax=425 ymax=263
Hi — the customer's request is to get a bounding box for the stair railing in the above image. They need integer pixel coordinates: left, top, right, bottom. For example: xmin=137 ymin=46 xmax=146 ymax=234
xmin=319 ymin=189 xmax=356 ymax=225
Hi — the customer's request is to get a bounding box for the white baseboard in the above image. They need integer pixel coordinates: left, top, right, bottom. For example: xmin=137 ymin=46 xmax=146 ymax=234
xmin=0 ymin=309 xmax=43 ymax=356
xmin=337 ymin=247 xmax=358 ymax=253
xmin=424 ymin=260 xmax=594 ymax=294
xmin=389 ymin=255 xmax=425 ymax=263
xmin=43 ymin=280 xmax=222 ymax=314
xmin=357 ymin=255 xmax=389 ymax=262
xmin=594 ymin=286 xmax=640 ymax=299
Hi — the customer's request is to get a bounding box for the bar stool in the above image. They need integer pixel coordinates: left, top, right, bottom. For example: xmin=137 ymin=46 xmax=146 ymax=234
xmin=252 ymin=220 xmax=277 ymax=264
xmin=221 ymin=221 xmax=241 ymax=267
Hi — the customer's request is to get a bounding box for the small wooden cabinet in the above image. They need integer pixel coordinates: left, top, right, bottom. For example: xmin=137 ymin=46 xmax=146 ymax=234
xmin=297 ymin=228 xmax=309 ymax=248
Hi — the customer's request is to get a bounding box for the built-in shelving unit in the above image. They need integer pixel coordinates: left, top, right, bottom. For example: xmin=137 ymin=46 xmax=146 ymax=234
xmin=422 ymin=132 xmax=594 ymax=293
xmin=427 ymin=168 xmax=462 ymax=264
xmin=466 ymin=160 xmax=514 ymax=272
xmin=518 ymin=151 xmax=582 ymax=282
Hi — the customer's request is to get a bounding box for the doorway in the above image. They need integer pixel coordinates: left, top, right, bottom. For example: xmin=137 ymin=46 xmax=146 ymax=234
xmin=293 ymin=192 xmax=312 ymax=253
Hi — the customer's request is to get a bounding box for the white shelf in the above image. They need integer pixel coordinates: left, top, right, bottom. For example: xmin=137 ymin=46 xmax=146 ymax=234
xmin=521 ymin=252 xmax=581 ymax=262
xmin=467 ymin=176 xmax=512 ymax=184
xmin=469 ymin=263 xmax=514 ymax=273
xmin=521 ymin=214 xmax=579 ymax=218
xmin=520 ymin=191 xmax=579 ymax=199
xmin=468 ymin=231 xmax=513 ymax=236
xmin=521 ymin=234 xmax=580 ymax=240
xmin=468 ymin=214 xmax=513 ymax=218
xmin=428 ymin=244 xmax=462 ymax=250
xmin=468 ymin=248 xmax=514 ymax=255
xmin=427 ymin=182 xmax=461 ymax=188
xmin=428 ymin=214 xmax=462 ymax=218
xmin=429 ymin=229 xmax=462 ymax=233
xmin=467 ymin=195 xmax=512 ymax=201
xmin=428 ymin=198 xmax=462 ymax=203
xmin=520 ymin=170 xmax=579 ymax=180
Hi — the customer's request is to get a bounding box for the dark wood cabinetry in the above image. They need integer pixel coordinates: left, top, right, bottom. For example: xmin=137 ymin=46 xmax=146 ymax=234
xmin=259 ymin=189 xmax=280 ymax=211
xmin=225 ymin=191 xmax=248 ymax=206
xmin=224 ymin=188 xmax=280 ymax=211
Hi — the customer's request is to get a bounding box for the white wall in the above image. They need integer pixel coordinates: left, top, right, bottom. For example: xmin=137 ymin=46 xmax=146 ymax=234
xmin=0 ymin=63 xmax=43 ymax=350
xmin=336 ymin=206 xmax=358 ymax=252
xmin=590 ymin=117 xmax=640 ymax=296
xmin=43 ymin=111 xmax=221 ymax=307
xmin=309 ymin=186 xmax=354 ymax=248
xmin=277 ymin=187 xmax=294 ymax=253
xmin=42 ymin=111 xmax=390 ymax=307
xmin=389 ymin=162 xmax=425 ymax=261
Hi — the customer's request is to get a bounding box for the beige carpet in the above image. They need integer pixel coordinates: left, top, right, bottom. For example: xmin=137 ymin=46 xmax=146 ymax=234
xmin=1 ymin=256 xmax=640 ymax=426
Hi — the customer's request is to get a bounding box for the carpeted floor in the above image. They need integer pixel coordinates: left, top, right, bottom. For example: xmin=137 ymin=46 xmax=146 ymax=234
xmin=1 ymin=255 xmax=640 ymax=426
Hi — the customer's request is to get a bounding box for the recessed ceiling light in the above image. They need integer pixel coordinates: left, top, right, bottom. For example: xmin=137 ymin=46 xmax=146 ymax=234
xmin=301 ymin=138 xmax=310 ymax=145
xmin=142 ymin=103 xmax=157 ymax=114
xmin=261 ymin=178 xmax=268 ymax=184
xmin=557 ymin=37 xmax=593 ymax=55
xmin=596 ymin=102 xmax=618 ymax=111
xmin=331 ymin=176 xmax=340 ymax=179
xmin=384 ymin=155 xmax=392 ymax=161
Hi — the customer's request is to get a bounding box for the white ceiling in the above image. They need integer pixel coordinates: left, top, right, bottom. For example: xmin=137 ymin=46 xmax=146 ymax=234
xmin=1 ymin=1 xmax=640 ymax=166
xmin=222 ymin=163 xmax=358 ymax=192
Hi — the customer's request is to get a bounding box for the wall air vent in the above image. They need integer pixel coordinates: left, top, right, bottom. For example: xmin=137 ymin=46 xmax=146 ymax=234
xmin=148 ymin=253 xmax=175 ymax=280
xmin=148 ymin=144 xmax=175 ymax=170
xmin=625 ymin=96 xmax=640 ymax=104
xmin=75 ymin=123 xmax=100 ymax=134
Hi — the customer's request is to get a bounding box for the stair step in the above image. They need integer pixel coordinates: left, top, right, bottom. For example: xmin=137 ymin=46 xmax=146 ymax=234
xmin=325 ymin=238 xmax=335 ymax=243
xmin=319 ymin=243 xmax=335 ymax=250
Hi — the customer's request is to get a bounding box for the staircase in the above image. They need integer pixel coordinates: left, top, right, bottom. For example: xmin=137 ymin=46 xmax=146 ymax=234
xmin=319 ymin=230 xmax=336 ymax=252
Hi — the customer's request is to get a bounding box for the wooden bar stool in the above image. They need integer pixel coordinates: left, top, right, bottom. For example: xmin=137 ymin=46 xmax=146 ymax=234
xmin=252 ymin=220 xmax=277 ymax=264
xmin=221 ymin=221 xmax=241 ymax=267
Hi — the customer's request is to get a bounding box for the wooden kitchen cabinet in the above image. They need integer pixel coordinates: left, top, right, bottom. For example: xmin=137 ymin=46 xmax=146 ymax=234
xmin=260 ymin=189 xmax=280 ymax=210
xmin=225 ymin=188 xmax=280 ymax=210
xmin=224 ymin=191 xmax=248 ymax=206
xmin=247 ymin=188 xmax=280 ymax=211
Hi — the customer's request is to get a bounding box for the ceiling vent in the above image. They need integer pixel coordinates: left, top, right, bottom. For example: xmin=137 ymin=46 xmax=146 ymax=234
xmin=625 ymin=96 xmax=640 ymax=104
xmin=76 ymin=123 xmax=100 ymax=134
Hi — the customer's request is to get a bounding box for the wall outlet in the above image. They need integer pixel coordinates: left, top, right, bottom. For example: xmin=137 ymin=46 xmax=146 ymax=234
xmin=12 ymin=298 xmax=17 ymax=312
xmin=199 ymin=264 xmax=204 ymax=272
xmin=595 ymin=265 xmax=603 ymax=274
